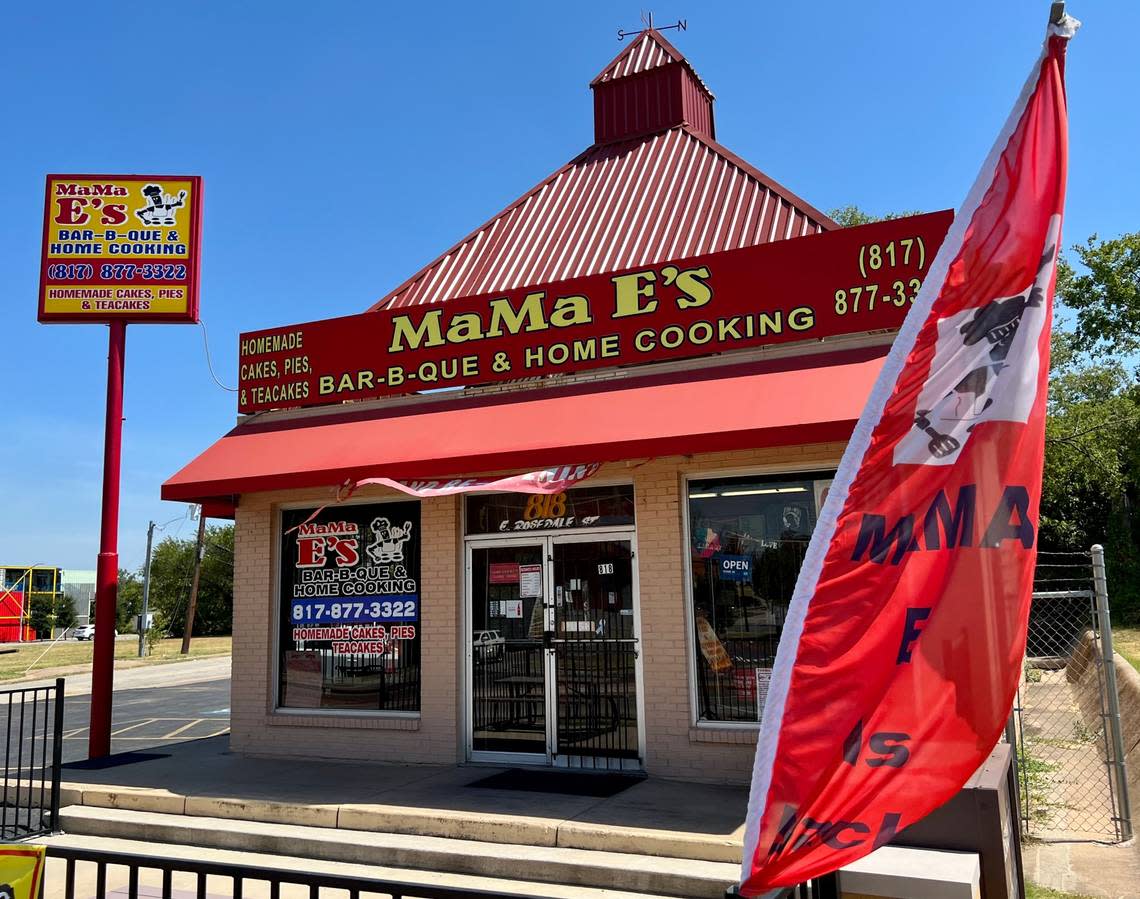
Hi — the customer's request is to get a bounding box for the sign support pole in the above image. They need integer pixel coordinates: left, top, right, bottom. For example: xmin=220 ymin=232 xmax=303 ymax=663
xmin=89 ymin=320 xmax=127 ymax=759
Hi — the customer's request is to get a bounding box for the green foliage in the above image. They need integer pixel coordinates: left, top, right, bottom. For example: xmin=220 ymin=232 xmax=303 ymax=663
xmin=54 ymin=596 xmax=78 ymax=632
xmin=146 ymin=524 xmax=234 ymax=637
xmin=117 ymin=569 xmax=143 ymax=632
xmin=28 ymin=595 xmax=54 ymax=639
xmin=1025 ymin=884 xmax=1096 ymax=899
xmin=828 ymin=205 xmax=925 ymax=227
xmin=1042 ymin=233 xmax=1140 ymax=624
xmin=1056 ymin=232 xmax=1140 ymax=355
xmin=146 ymin=609 xmax=167 ymax=652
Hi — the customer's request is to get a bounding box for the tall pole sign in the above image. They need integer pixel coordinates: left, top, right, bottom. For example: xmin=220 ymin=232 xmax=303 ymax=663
xmin=38 ymin=174 xmax=203 ymax=758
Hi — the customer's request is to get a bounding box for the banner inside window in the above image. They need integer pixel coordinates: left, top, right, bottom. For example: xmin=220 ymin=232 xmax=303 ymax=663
xmin=278 ymin=501 xmax=421 ymax=712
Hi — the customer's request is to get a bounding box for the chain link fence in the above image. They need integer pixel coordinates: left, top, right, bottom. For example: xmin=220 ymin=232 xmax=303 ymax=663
xmin=1011 ymin=548 xmax=1132 ymax=842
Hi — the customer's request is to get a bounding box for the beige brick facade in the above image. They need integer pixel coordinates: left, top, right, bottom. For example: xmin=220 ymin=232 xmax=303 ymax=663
xmin=230 ymin=441 xmax=844 ymax=783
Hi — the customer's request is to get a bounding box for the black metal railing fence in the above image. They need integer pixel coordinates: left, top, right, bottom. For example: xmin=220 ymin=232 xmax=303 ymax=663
xmin=44 ymin=845 xmax=841 ymax=899
xmin=0 ymin=677 xmax=63 ymax=840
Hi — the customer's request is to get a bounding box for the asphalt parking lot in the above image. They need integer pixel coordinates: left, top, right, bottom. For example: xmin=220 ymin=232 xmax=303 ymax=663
xmin=58 ymin=678 xmax=230 ymax=762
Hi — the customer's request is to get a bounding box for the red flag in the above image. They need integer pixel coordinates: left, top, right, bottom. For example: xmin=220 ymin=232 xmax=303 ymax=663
xmin=739 ymin=14 xmax=1078 ymax=893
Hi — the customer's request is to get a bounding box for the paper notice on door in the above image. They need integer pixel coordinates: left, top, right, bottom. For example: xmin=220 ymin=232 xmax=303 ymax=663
xmin=555 ymin=586 xmax=564 ymax=606
xmin=503 ymin=599 xmax=523 ymax=619
xmin=519 ymin=564 xmax=542 ymax=598
xmin=756 ymin=668 xmax=773 ymax=722
xmin=488 ymin=601 xmax=501 ymax=618
xmin=563 ymin=620 xmax=594 ymax=632
xmin=489 ymin=562 xmax=520 ymax=585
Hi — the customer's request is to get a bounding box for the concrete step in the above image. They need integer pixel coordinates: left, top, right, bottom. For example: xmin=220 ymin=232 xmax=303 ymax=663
xmin=38 ymin=833 xmax=674 ymax=899
xmin=57 ymin=805 xmax=740 ymax=899
xmin=59 ymin=780 xmax=744 ymax=863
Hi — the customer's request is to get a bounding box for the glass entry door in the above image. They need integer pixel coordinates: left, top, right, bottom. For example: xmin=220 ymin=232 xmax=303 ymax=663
xmin=467 ymin=534 xmax=640 ymax=768
xmin=469 ymin=542 xmax=548 ymax=758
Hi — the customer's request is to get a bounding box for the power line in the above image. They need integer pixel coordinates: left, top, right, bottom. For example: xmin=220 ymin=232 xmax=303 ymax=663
xmin=199 ymin=320 xmax=238 ymax=393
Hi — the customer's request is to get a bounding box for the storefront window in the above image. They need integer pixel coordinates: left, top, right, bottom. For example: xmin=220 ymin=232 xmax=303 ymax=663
xmin=687 ymin=471 xmax=833 ymax=723
xmin=278 ymin=501 xmax=421 ymax=712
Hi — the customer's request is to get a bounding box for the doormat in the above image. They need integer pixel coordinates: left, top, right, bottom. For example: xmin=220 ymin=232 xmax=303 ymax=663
xmin=467 ymin=768 xmax=644 ymax=798
xmin=63 ymin=752 xmax=170 ymax=770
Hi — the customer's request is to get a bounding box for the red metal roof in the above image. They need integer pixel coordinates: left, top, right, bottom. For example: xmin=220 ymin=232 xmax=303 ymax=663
xmin=370 ymin=30 xmax=835 ymax=311
xmin=373 ymin=127 xmax=835 ymax=310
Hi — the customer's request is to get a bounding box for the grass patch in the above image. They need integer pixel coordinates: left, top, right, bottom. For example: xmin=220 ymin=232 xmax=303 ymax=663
xmin=1114 ymin=626 xmax=1140 ymax=672
xmin=1026 ymin=883 xmax=1096 ymax=899
xmin=1018 ymin=746 xmax=1061 ymax=824
xmin=0 ymin=636 xmax=232 ymax=681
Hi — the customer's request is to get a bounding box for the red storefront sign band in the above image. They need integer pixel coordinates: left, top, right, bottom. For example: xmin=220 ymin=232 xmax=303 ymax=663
xmin=236 ymin=212 xmax=951 ymax=414
xmin=739 ymin=14 xmax=1078 ymax=893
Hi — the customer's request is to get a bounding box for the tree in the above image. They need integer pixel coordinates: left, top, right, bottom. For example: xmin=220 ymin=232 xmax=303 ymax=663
xmin=147 ymin=524 xmax=234 ymax=637
xmin=117 ymin=569 xmax=143 ymax=632
xmin=1044 ymin=231 xmax=1140 ymax=624
xmin=1055 ymin=231 xmax=1140 ymax=355
xmin=54 ymin=596 xmax=78 ymax=632
xmin=829 ymin=205 xmax=925 ymax=227
xmin=29 ymin=595 xmax=53 ymax=639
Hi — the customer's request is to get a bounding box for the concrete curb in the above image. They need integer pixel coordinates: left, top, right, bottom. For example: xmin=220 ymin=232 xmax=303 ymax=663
xmin=56 ymin=780 xmax=743 ymax=863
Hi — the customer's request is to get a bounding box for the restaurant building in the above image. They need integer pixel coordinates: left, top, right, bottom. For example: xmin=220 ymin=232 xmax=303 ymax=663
xmin=163 ymin=30 xmax=949 ymax=783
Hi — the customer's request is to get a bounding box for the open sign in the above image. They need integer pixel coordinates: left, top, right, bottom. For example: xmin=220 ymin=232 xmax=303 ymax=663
xmin=718 ymin=554 xmax=751 ymax=582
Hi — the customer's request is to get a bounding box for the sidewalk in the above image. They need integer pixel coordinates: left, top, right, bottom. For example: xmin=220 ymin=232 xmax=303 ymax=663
xmin=58 ymin=734 xmax=748 ymax=861
xmin=16 ymin=654 xmax=231 ymax=696
xmin=1023 ymin=839 xmax=1140 ymax=899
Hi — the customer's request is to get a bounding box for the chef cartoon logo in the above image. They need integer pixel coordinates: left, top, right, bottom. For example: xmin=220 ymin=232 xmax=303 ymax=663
xmin=367 ymin=517 xmax=413 ymax=563
xmin=135 ymin=183 xmax=187 ymax=226
xmin=893 ymin=215 xmax=1060 ymax=466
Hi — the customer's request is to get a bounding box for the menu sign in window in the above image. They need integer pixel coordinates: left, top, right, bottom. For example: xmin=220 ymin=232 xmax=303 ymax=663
xmin=278 ymin=500 xmax=421 ymax=712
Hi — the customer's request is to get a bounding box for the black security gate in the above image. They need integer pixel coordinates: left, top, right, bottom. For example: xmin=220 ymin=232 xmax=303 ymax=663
xmin=551 ymin=538 xmax=639 ymax=767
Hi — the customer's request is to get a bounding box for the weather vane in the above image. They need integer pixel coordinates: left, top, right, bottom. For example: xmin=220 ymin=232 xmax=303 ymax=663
xmin=617 ymin=11 xmax=687 ymax=41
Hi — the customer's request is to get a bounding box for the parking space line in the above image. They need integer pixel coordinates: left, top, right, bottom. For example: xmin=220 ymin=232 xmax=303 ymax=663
xmin=161 ymin=719 xmax=205 ymax=739
xmin=110 ymin=718 xmax=157 ymax=736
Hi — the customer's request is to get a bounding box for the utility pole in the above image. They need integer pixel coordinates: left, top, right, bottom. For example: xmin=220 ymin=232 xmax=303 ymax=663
xmin=138 ymin=521 xmax=156 ymax=658
xmin=181 ymin=509 xmax=206 ymax=655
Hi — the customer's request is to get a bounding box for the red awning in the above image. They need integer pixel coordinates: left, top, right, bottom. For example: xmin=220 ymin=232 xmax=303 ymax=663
xmin=162 ymin=346 xmax=885 ymax=508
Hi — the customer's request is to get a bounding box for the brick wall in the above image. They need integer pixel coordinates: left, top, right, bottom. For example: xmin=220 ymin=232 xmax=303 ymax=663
xmin=230 ymin=441 xmax=843 ymax=782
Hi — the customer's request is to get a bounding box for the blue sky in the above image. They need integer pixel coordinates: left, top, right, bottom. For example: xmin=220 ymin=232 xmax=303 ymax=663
xmin=1 ymin=1 xmax=1136 ymax=570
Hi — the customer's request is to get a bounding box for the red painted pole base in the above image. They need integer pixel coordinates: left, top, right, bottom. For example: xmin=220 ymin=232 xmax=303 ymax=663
xmin=88 ymin=551 xmax=119 ymax=757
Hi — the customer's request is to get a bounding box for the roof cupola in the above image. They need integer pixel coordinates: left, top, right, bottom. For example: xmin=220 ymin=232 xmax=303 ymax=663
xmin=590 ymin=29 xmax=715 ymax=145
